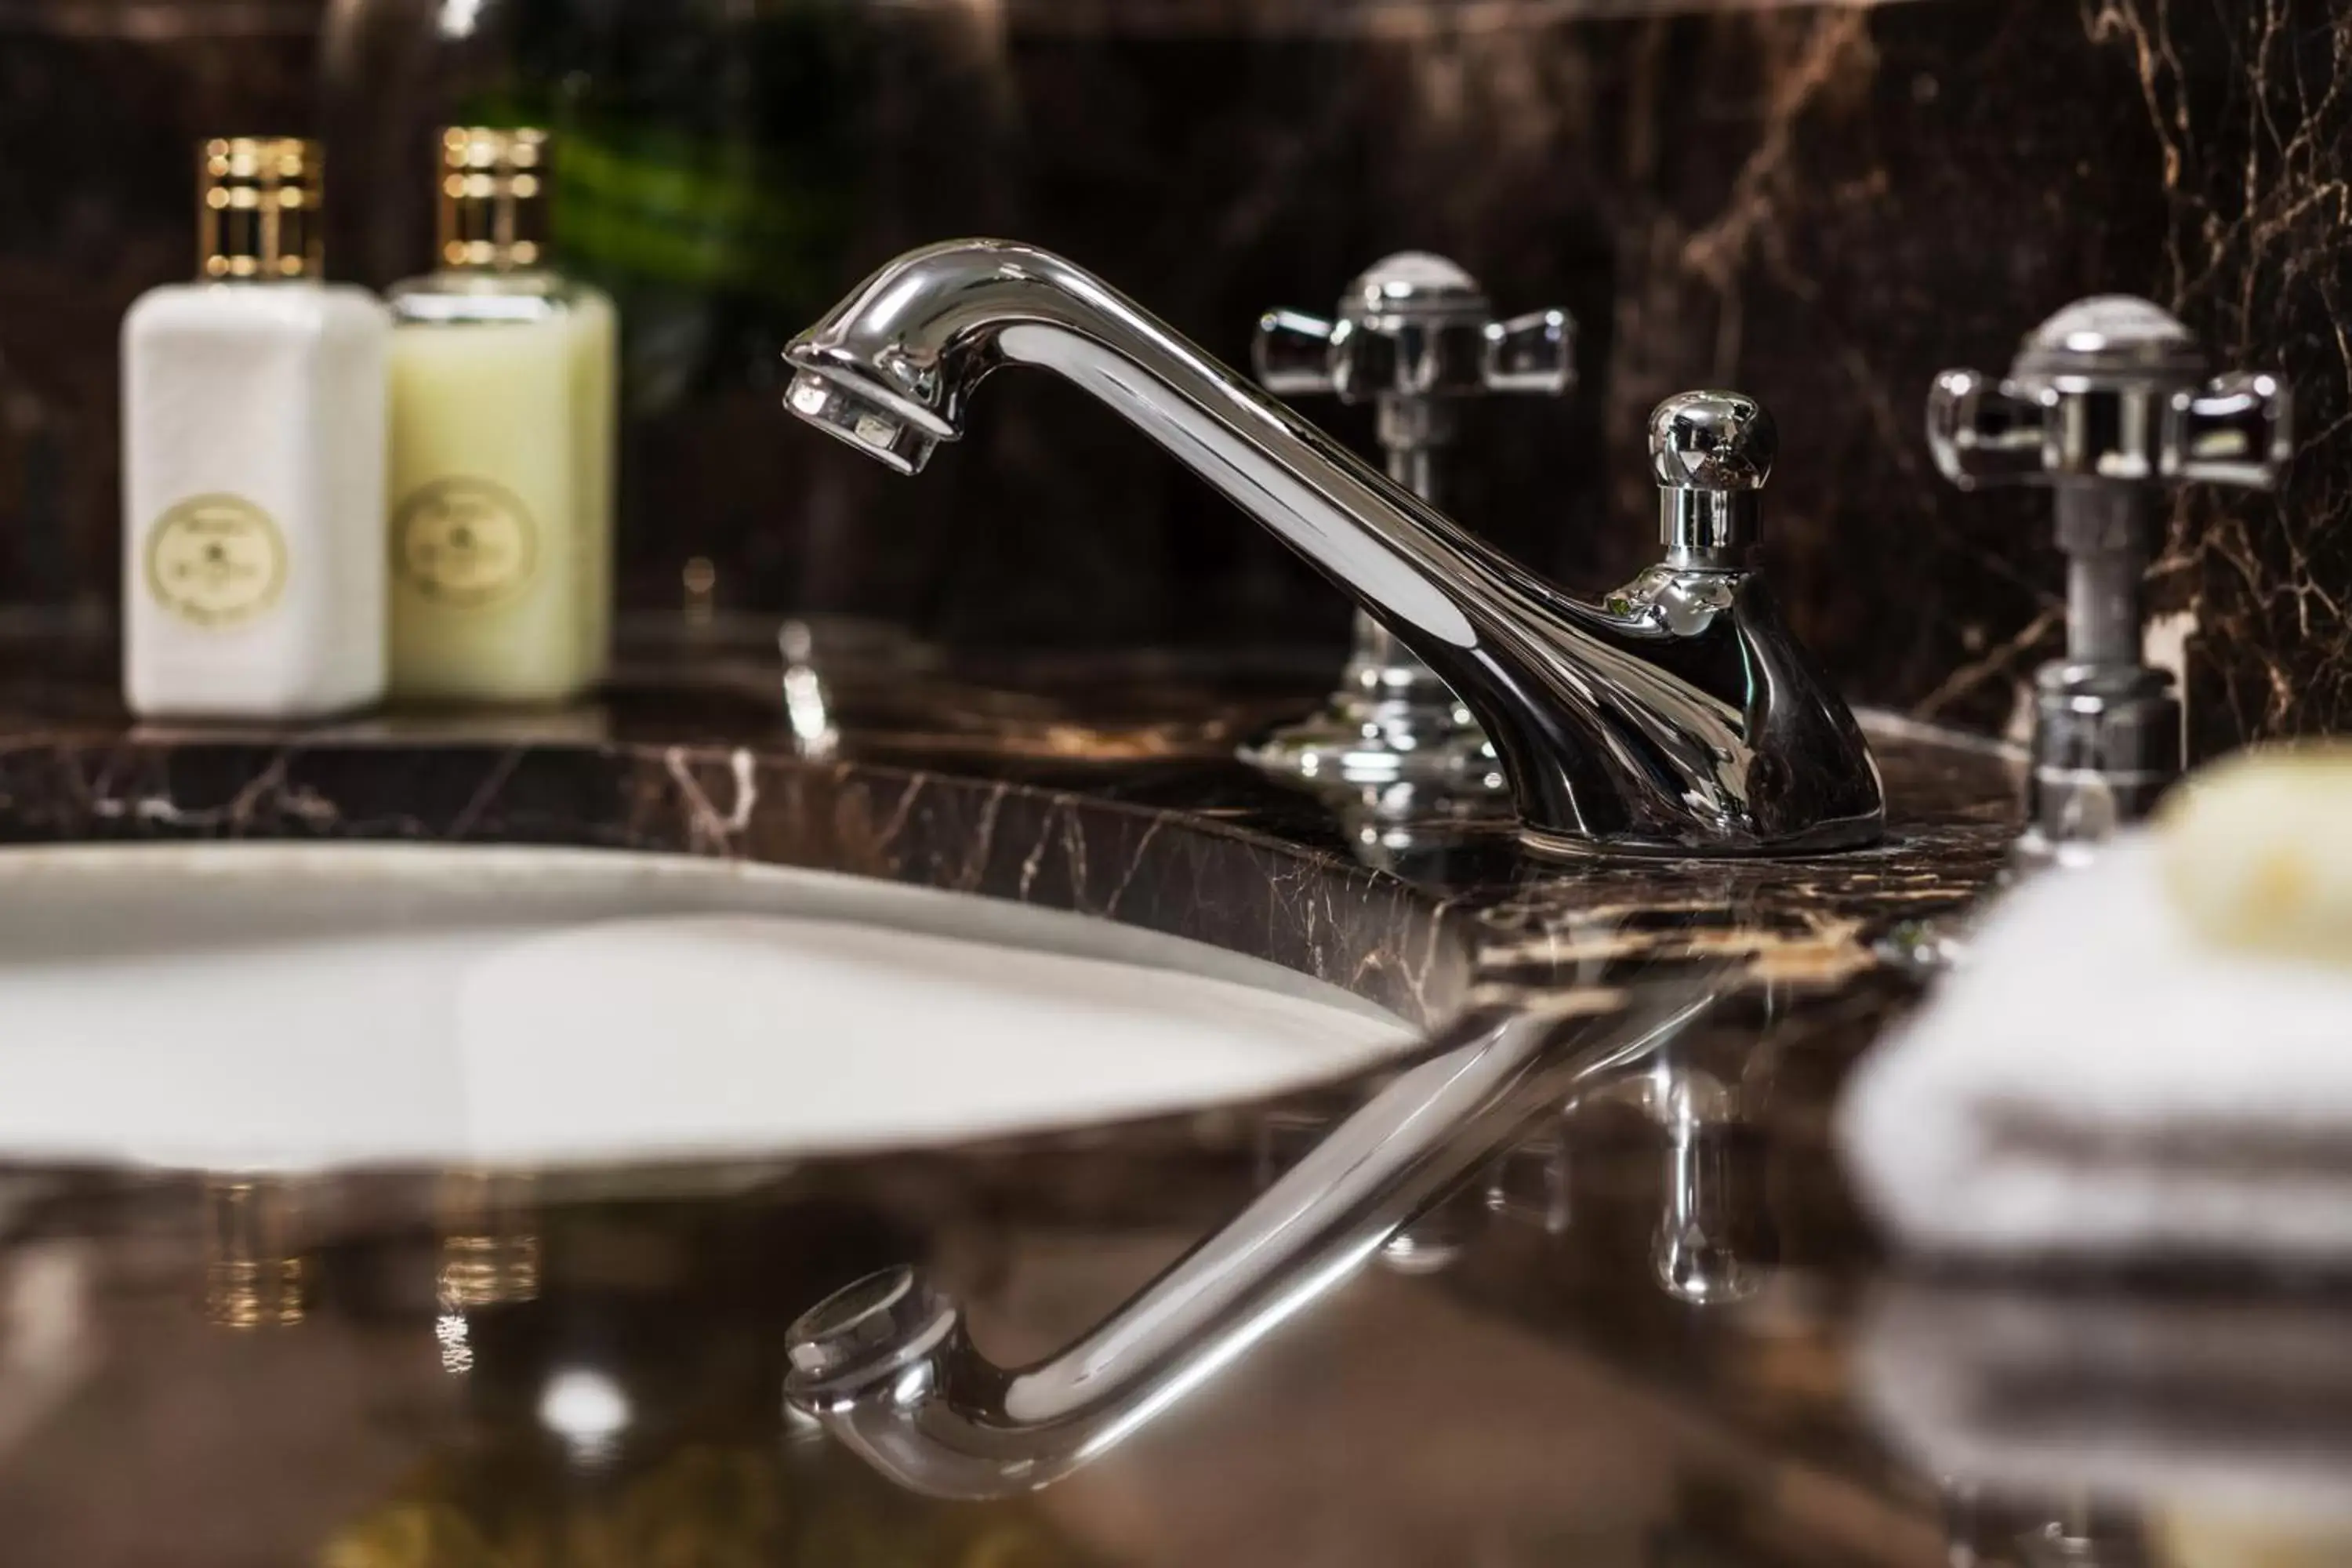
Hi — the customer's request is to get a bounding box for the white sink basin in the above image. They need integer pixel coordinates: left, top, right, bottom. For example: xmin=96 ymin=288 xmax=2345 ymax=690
xmin=0 ymin=844 xmax=1415 ymax=1171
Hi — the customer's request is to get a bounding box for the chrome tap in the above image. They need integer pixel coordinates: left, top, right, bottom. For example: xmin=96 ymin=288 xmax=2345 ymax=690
xmin=783 ymin=239 xmax=1883 ymax=858
xmin=1930 ymin=296 xmax=2290 ymax=862
xmin=1242 ymin=252 xmax=1573 ymax=802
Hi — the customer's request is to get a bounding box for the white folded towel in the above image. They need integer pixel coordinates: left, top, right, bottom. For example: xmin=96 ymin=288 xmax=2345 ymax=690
xmin=1838 ymin=833 xmax=2352 ymax=1261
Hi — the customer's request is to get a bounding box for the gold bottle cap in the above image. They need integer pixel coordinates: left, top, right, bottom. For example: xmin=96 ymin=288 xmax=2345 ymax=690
xmin=198 ymin=136 xmax=324 ymax=281
xmin=437 ymin=126 xmax=551 ymax=271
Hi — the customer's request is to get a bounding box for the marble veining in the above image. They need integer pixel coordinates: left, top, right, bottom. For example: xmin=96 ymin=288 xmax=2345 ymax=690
xmin=0 ymin=697 xmax=2017 ymax=1035
xmin=2093 ymin=0 xmax=2352 ymax=754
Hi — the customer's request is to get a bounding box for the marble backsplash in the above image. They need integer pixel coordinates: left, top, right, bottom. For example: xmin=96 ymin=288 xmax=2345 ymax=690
xmin=0 ymin=0 xmax=2337 ymax=757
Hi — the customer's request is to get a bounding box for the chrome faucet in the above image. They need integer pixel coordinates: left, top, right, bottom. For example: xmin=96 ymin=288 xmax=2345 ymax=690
xmin=783 ymin=239 xmax=1883 ymax=858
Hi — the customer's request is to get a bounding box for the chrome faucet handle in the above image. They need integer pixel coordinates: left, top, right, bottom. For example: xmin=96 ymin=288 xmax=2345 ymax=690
xmin=1929 ymin=297 xmax=2290 ymax=492
xmin=1251 ymin=252 xmax=1574 ymax=477
xmin=1650 ymin=390 xmax=1774 ymax=567
xmin=1928 ymin=297 xmax=2292 ymax=861
xmin=1483 ymin=309 xmax=1580 ymax=396
xmin=1254 ymin=308 xmax=1352 ymax=398
xmin=1243 ymin=254 xmax=1574 ymax=805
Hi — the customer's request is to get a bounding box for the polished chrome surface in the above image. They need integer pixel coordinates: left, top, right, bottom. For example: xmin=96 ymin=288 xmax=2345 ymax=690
xmin=1242 ymin=253 xmax=1573 ymax=803
xmin=783 ymin=239 xmax=1882 ymax=857
xmin=776 ymin=618 xmax=840 ymax=759
xmin=785 ymin=975 xmax=1734 ymax=1500
xmin=1566 ymin=1022 xmax=1776 ymax=1307
xmin=1651 ymin=388 xmax=1770 ymax=566
xmin=1929 ymin=296 xmax=2290 ymax=862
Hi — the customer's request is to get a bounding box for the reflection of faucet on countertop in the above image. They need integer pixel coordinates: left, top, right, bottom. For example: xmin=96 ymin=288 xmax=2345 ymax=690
xmin=782 ymin=968 xmax=1757 ymax=1501
xmin=1256 ymin=978 xmax=1782 ymax=1305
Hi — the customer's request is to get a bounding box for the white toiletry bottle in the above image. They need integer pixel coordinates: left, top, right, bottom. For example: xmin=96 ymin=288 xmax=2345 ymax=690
xmin=122 ymin=137 xmax=391 ymax=719
xmin=386 ymin=126 xmax=618 ymax=705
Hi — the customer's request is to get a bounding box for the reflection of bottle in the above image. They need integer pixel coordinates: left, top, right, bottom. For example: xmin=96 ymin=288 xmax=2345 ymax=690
xmin=122 ymin=138 xmax=391 ymax=718
xmin=202 ymin=1177 xmax=306 ymax=1329
xmin=387 ymin=127 xmax=616 ymax=703
xmin=434 ymin=1171 xmax=541 ymax=1376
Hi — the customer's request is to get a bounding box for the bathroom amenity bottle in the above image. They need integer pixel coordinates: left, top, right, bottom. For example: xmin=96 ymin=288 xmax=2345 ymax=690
xmin=122 ymin=138 xmax=391 ymax=718
xmin=387 ymin=126 xmax=617 ymax=703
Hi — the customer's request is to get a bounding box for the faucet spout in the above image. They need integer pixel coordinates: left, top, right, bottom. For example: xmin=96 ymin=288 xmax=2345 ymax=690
xmin=784 ymin=239 xmax=1882 ymax=857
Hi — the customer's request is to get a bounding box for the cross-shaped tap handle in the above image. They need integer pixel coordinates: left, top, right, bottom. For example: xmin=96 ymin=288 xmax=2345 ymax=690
xmin=1928 ymin=296 xmax=2289 ymax=495
xmin=1254 ymin=252 xmax=1573 ymax=495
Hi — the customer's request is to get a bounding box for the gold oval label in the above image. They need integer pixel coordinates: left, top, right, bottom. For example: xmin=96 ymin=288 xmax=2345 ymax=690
xmin=394 ymin=477 xmax=538 ymax=608
xmin=145 ymin=494 xmax=288 ymax=628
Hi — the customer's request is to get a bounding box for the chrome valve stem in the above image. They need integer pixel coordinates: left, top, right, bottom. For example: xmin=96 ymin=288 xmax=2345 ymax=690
xmin=1242 ymin=253 xmax=1573 ymax=801
xmin=1929 ymin=297 xmax=2291 ymax=862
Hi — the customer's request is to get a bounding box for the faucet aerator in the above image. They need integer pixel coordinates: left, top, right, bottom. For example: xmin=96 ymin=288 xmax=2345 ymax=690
xmin=786 ymin=1264 xmax=959 ymax=1397
xmin=786 ymin=369 xmax=940 ymax=476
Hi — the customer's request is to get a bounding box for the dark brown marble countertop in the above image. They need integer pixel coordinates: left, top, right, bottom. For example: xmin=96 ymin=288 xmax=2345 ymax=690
xmin=0 ymin=652 xmax=2321 ymax=1566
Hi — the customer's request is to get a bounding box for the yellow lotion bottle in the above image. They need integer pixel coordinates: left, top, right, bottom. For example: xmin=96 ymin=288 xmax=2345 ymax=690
xmin=387 ymin=127 xmax=616 ymax=702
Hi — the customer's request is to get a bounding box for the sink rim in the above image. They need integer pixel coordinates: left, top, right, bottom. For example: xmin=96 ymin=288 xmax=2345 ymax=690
xmin=0 ymin=840 xmax=1424 ymax=1174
